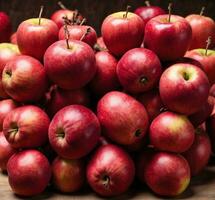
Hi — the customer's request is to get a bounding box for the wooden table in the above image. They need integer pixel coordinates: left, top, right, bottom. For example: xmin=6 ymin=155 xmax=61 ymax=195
xmin=1 ymin=165 xmax=215 ymax=200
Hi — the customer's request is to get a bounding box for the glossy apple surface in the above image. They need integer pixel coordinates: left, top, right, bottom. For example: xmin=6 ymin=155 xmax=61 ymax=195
xmin=10 ymin=32 xmax=17 ymax=44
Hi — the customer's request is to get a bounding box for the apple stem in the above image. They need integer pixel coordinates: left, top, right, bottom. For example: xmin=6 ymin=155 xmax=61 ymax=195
xmin=102 ymin=175 xmax=110 ymax=187
xmin=135 ymin=129 xmax=142 ymax=137
xmin=205 ymin=36 xmax=211 ymax=56
xmin=7 ymin=128 xmax=18 ymax=135
xmin=72 ymin=9 xmax=79 ymax=25
xmin=139 ymin=76 xmax=148 ymax=84
xmin=200 ymin=6 xmax=205 ymax=16
xmin=80 ymin=18 xmax=86 ymax=26
xmin=145 ymin=1 xmax=151 ymax=7
xmin=64 ymin=23 xmax=70 ymax=49
xmin=80 ymin=28 xmax=91 ymax=41
xmin=168 ymin=3 xmax=172 ymax=22
xmin=38 ymin=5 xmax=44 ymax=25
xmin=58 ymin=1 xmax=67 ymax=10
xmin=94 ymin=43 xmax=107 ymax=52
xmin=123 ymin=5 xmax=131 ymax=18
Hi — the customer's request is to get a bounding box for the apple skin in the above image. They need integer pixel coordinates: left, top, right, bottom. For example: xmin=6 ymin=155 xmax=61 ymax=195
xmin=52 ymin=156 xmax=85 ymax=193
xmin=186 ymin=14 xmax=215 ymax=50
xmin=7 ymin=149 xmax=51 ymax=196
xmin=149 ymin=111 xmax=195 ymax=153
xmin=49 ymin=105 xmax=100 ymax=159
xmin=3 ymin=105 xmax=50 ymax=148
xmin=0 ymin=43 xmax=20 ymax=99
xmin=51 ymin=9 xmax=83 ymax=29
xmin=137 ymin=89 xmax=164 ymax=122
xmin=159 ymin=63 xmax=210 ymax=115
xmin=0 ymin=12 xmax=12 ymax=43
xmin=97 ymin=91 xmax=149 ymax=145
xmin=185 ymin=49 xmax=215 ymax=84
xmin=44 ymin=40 xmax=96 ymax=90
xmin=10 ymin=32 xmax=17 ymax=44
xmin=101 ymin=12 xmax=145 ymax=56
xmin=90 ymin=51 xmax=120 ymax=96
xmin=46 ymin=85 xmax=90 ymax=118
xmin=188 ymin=96 xmax=214 ymax=127
xmin=87 ymin=144 xmax=135 ymax=197
xmin=210 ymin=84 xmax=215 ymax=97
xmin=134 ymin=5 xmax=166 ymax=23
xmin=117 ymin=48 xmax=162 ymax=94
xmin=144 ymin=15 xmax=192 ymax=61
xmin=17 ymin=18 xmax=58 ymax=61
xmin=0 ymin=132 xmax=17 ymax=171
xmin=58 ymin=25 xmax=97 ymax=48
xmin=144 ymin=152 xmax=190 ymax=197
xmin=0 ymin=99 xmax=18 ymax=131
xmin=183 ymin=128 xmax=211 ymax=176
xmin=2 ymin=55 xmax=48 ymax=103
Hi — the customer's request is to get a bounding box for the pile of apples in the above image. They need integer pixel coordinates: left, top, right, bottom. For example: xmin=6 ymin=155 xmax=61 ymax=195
xmin=0 ymin=1 xmax=215 ymax=198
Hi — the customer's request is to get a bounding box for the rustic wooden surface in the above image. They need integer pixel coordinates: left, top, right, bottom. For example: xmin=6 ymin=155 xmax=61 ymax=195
xmin=0 ymin=165 xmax=215 ymax=200
xmin=0 ymin=0 xmax=215 ymax=34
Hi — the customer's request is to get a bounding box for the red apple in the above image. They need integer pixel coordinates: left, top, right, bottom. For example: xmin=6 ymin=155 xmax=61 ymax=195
xmin=134 ymin=3 xmax=166 ymax=23
xmin=144 ymin=15 xmax=192 ymax=61
xmin=46 ymin=85 xmax=90 ymax=117
xmin=2 ymin=55 xmax=48 ymax=102
xmin=7 ymin=149 xmax=51 ymax=196
xmin=44 ymin=40 xmax=96 ymax=90
xmin=144 ymin=152 xmax=190 ymax=196
xmin=101 ymin=10 xmax=145 ymax=56
xmin=94 ymin=37 xmax=107 ymax=51
xmin=52 ymin=156 xmax=85 ymax=193
xmin=17 ymin=18 xmax=58 ymax=61
xmin=183 ymin=128 xmax=211 ymax=176
xmin=185 ymin=49 xmax=215 ymax=84
xmin=210 ymin=84 xmax=215 ymax=97
xmin=186 ymin=14 xmax=215 ymax=50
xmin=3 ymin=105 xmax=50 ymax=148
xmin=49 ymin=105 xmax=100 ymax=159
xmin=97 ymin=91 xmax=149 ymax=145
xmin=87 ymin=144 xmax=135 ymax=197
xmin=189 ymin=96 xmax=214 ymax=127
xmin=0 ymin=99 xmax=18 ymax=131
xmin=0 ymin=43 xmax=20 ymax=99
xmin=10 ymin=32 xmax=17 ymax=44
xmin=51 ymin=9 xmax=83 ymax=29
xmin=90 ymin=51 xmax=120 ymax=96
xmin=58 ymin=25 xmax=97 ymax=48
xmin=137 ymin=89 xmax=164 ymax=121
xmin=117 ymin=48 xmax=162 ymax=94
xmin=159 ymin=63 xmax=210 ymax=115
xmin=150 ymin=111 xmax=195 ymax=153
xmin=0 ymin=132 xmax=17 ymax=171
xmin=0 ymin=12 xmax=12 ymax=43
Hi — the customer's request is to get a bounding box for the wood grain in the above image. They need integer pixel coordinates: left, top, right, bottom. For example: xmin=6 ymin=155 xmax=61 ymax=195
xmin=1 ymin=165 xmax=215 ymax=200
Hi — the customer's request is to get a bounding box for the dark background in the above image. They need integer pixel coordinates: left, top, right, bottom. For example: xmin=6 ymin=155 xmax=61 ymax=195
xmin=0 ymin=0 xmax=214 ymax=34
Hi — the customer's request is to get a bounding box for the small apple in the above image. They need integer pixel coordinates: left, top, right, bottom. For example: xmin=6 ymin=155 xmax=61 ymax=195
xmin=2 ymin=55 xmax=48 ymax=102
xmin=94 ymin=37 xmax=107 ymax=51
xmin=52 ymin=156 xmax=85 ymax=193
xmin=90 ymin=51 xmax=120 ymax=96
xmin=144 ymin=152 xmax=190 ymax=196
xmin=49 ymin=105 xmax=100 ymax=159
xmin=3 ymin=105 xmax=50 ymax=148
xmin=183 ymin=128 xmax=211 ymax=176
xmin=7 ymin=149 xmax=51 ymax=196
xmin=97 ymin=91 xmax=149 ymax=145
xmin=0 ymin=43 xmax=20 ymax=99
xmin=87 ymin=144 xmax=135 ymax=197
xmin=186 ymin=14 xmax=215 ymax=49
xmin=144 ymin=14 xmax=192 ymax=61
xmin=0 ymin=12 xmax=12 ymax=43
xmin=0 ymin=132 xmax=17 ymax=171
xmin=185 ymin=48 xmax=215 ymax=84
xmin=10 ymin=32 xmax=17 ymax=44
xmin=159 ymin=63 xmax=210 ymax=115
xmin=101 ymin=7 xmax=145 ymax=56
xmin=44 ymin=40 xmax=96 ymax=90
xmin=134 ymin=1 xmax=166 ymax=23
xmin=0 ymin=99 xmax=18 ymax=131
xmin=149 ymin=111 xmax=195 ymax=153
xmin=117 ymin=48 xmax=162 ymax=94
xmin=17 ymin=13 xmax=58 ymax=61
